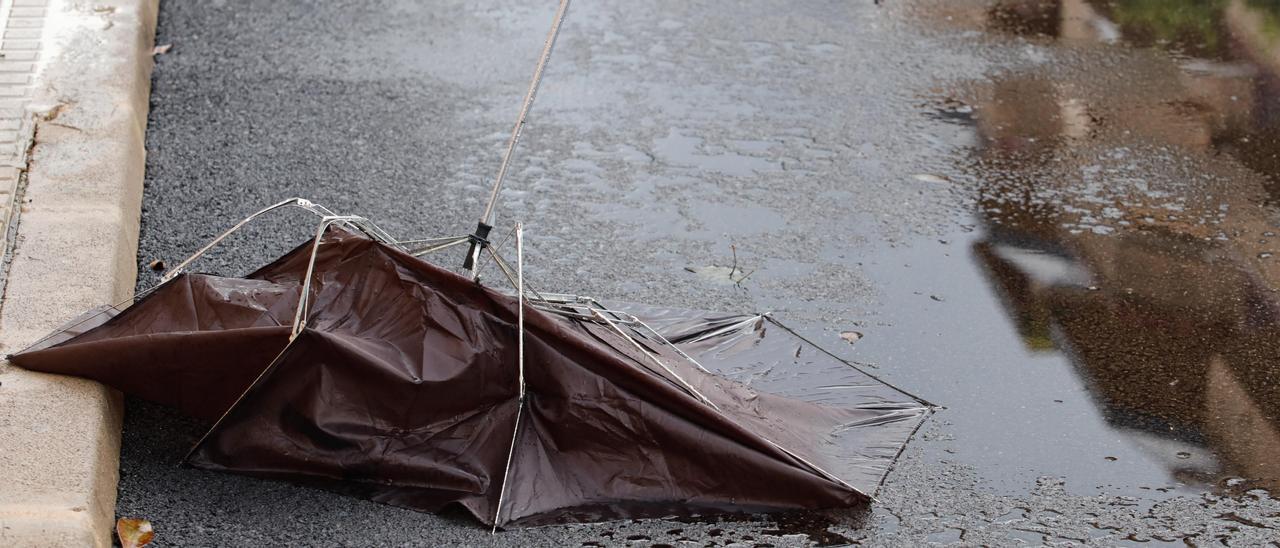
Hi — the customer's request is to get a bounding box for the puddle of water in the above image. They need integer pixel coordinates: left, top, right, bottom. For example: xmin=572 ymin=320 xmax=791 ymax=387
xmin=687 ymin=201 xmax=788 ymax=236
xmin=923 ymin=526 xmax=965 ymax=544
xmin=961 ymin=0 xmax=1280 ymax=201
xmin=652 ymin=128 xmax=782 ymax=177
xmin=894 ymin=0 xmax=1280 ymax=498
xmin=852 ymin=229 xmax=1192 ymax=496
xmin=988 ymin=0 xmax=1276 ymax=63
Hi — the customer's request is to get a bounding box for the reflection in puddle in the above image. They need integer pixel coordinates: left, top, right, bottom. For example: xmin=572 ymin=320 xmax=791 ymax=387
xmin=983 ymin=0 xmax=1280 ymax=197
xmin=938 ymin=0 xmax=1280 ymax=495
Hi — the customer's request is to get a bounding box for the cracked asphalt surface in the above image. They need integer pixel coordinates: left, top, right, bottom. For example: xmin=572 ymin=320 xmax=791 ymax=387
xmin=121 ymin=0 xmax=1280 ymax=545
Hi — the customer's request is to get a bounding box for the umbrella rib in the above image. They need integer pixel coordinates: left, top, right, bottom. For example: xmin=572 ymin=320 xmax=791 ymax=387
xmin=486 ymin=246 xmax=552 ymax=305
xmin=164 ymin=198 xmax=401 ymax=283
xmin=164 ymin=197 xmax=322 ymax=282
xmin=678 ymin=314 xmax=762 ymax=345
xmin=760 ymin=438 xmax=869 ymax=500
xmin=628 ymin=316 xmax=714 ymax=374
xmin=406 ymin=236 xmax=471 ymax=256
xmin=491 ymin=400 xmax=524 ymax=532
xmin=590 ymin=308 xmax=720 ymax=411
xmin=525 ymin=294 xmax=646 ymax=327
xmin=763 ymin=316 xmax=937 ymax=408
xmin=486 ymin=249 xmax=522 ymax=293
xmin=517 ymin=223 xmax=526 ymax=399
xmin=394 ymin=235 xmax=470 ymax=246
xmin=491 ymin=224 xmax=527 ymax=532
xmin=183 ymin=334 xmax=301 ymax=463
xmin=15 ymin=280 xmax=166 ymax=353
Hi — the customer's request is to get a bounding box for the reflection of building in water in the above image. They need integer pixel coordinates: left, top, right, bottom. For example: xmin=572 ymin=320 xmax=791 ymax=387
xmin=975 ymin=226 xmax=1280 ymax=488
xmin=982 ymin=0 xmax=1280 ymax=194
xmin=958 ymin=0 xmax=1280 ymax=491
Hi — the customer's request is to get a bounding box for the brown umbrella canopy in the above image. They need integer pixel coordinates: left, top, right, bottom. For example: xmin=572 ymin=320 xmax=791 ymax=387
xmin=12 ymin=226 xmax=929 ymax=527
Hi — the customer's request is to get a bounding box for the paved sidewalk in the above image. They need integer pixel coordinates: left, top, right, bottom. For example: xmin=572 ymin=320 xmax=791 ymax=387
xmin=0 ymin=1 xmax=157 ymax=546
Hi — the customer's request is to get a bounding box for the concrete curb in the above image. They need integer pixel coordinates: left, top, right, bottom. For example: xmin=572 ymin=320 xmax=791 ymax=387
xmin=0 ymin=0 xmax=158 ymax=546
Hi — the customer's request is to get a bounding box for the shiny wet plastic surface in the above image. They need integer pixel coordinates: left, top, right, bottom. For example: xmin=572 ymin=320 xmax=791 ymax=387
xmin=118 ymin=0 xmax=1280 ymax=545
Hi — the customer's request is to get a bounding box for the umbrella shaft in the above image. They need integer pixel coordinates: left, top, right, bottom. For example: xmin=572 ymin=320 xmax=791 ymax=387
xmin=479 ymin=0 xmax=571 ymax=226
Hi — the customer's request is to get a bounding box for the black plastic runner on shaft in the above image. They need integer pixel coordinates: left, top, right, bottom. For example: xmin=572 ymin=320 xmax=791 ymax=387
xmin=462 ymin=221 xmax=493 ymax=271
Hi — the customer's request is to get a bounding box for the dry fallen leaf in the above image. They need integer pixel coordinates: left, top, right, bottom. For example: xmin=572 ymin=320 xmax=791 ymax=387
xmin=116 ymin=517 xmax=154 ymax=548
xmin=152 ymin=44 xmax=172 ymax=55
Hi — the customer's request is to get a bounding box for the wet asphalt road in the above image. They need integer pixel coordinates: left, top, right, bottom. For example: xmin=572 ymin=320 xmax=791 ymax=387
xmin=123 ymin=0 xmax=1280 ymax=545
